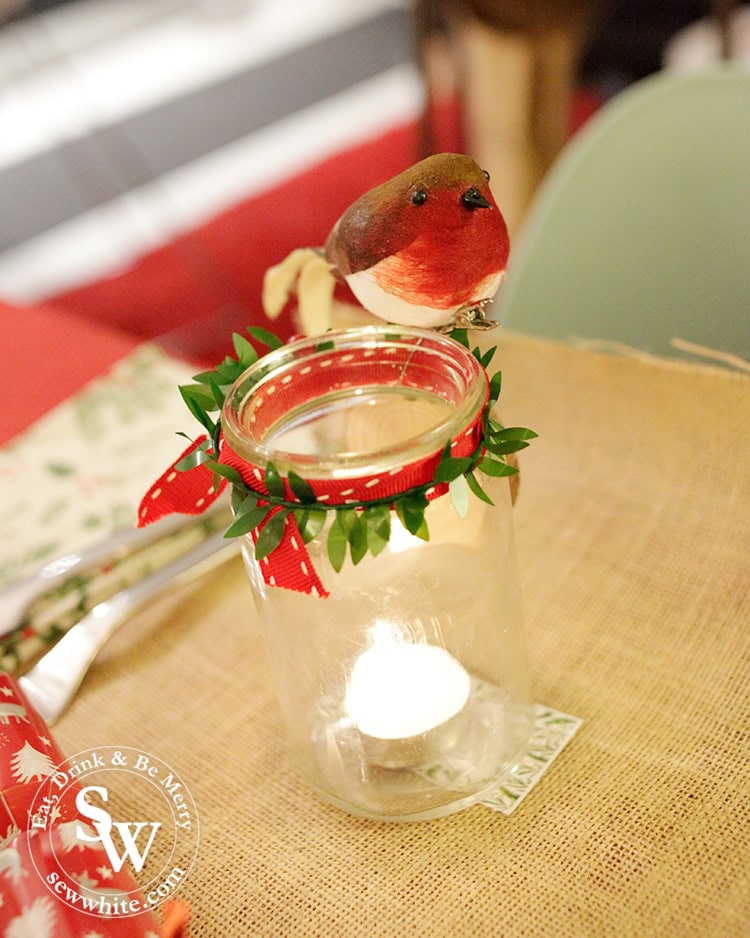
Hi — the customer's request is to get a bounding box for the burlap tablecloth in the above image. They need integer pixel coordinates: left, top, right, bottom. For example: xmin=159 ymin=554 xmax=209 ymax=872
xmin=51 ymin=331 xmax=749 ymax=937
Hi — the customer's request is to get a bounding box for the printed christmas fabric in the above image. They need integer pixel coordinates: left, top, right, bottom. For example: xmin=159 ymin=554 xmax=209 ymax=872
xmin=0 ymin=674 xmax=178 ymax=937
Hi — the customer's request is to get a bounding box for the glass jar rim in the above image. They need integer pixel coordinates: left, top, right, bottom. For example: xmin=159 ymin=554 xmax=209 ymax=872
xmin=221 ymin=326 xmax=487 ymax=479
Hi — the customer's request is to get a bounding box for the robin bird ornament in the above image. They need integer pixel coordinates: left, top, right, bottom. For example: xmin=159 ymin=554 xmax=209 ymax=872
xmin=263 ymin=153 xmax=510 ymax=335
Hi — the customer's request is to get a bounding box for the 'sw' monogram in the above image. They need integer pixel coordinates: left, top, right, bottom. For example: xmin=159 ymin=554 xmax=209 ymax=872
xmin=75 ymin=786 xmax=161 ymax=873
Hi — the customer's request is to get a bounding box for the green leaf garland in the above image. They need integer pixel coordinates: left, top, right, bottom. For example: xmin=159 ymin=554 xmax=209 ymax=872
xmin=173 ymin=328 xmax=536 ymax=573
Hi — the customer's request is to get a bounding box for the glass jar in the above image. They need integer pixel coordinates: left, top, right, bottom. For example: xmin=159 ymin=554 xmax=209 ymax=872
xmin=221 ymin=326 xmax=533 ymax=821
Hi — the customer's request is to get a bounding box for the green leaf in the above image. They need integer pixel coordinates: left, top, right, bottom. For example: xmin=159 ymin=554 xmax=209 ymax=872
xmin=204 ymin=461 xmax=245 ymax=487
xmin=466 ymin=470 xmax=494 ymax=505
xmin=292 ymin=508 xmax=308 ymax=536
xmin=174 ymin=443 xmax=211 ymax=471
xmin=225 ymin=505 xmax=270 ymax=538
xmin=264 ymin=462 xmax=285 ymax=499
xmin=315 ymin=339 xmax=335 ymax=352
xmin=208 ymin=375 xmax=225 ymax=410
xmin=232 ymin=332 xmax=259 ymax=367
xmin=365 ymin=505 xmax=390 ymax=557
xmin=479 ymin=346 xmax=497 ymax=370
xmin=287 ymin=470 xmax=316 ymax=505
xmin=451 ymin=328 xmax=469 ymax=349
xmin=395 ymin=494 xmax=430 ymax=539
xmin=191 ymin=369 xmax=220 ymax=385
xmin=254 ymin=510 xmax=289 ymax=559
xmin=178 ymin=386 xmax=215 ymax=434
xmin=336 ymin=507 xmax=357 ymax=536
xmin=234 ymin=491 xmax=259 ymax=515
xmin=179 ymin=383 xmax=217 ymax=410
xmin=394 ymin=501 xmax=408 ymax=534
xmin=434 ymin=454 xmax=473 ymax=483
xmin=491 ymin=426 xmax=538 ymax=441
xmin=449 ymin=473 xmax=470 ymax=518
xmin=484 ymin=438 xmax=530 ymax=456
xmin=486 ymin=416 xmax=503 ymax=433
xmin=212 ymin=422 xmax=223 ymax=462
xmin=327 ymin=514 xmax=348 ymax=572
xmin=348 ymin=513 xmax=369 ymax=565
xmin=247 ymin=326 xmax=284 ymax=350
xmin=488 ymin=370 xmax=503 ymax=406
xmin=478 ymin=456 xmax=519 ymax=477
xmin=214 ymin=359 xmax=246 ymax=385
xmin=294 ymin=508 xmax=326 ymax=544
xmin=231 ymin=486 xmax=247 ymax=513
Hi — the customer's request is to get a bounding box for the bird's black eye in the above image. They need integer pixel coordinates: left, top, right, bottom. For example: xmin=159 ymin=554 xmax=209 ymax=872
xmin=483 ymin=169 xmax=490 ymax=181
xmin=411 ymin=189 xmax=428 ymax=206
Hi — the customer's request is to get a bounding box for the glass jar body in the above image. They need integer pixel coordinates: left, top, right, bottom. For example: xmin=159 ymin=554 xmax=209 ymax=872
xmin=224 ymin=327 xmax=533 ymax=821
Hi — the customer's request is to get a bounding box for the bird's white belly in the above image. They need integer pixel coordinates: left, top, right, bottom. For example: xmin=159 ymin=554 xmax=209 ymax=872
xmin=345 ymin=267 xmax=504 ymax=328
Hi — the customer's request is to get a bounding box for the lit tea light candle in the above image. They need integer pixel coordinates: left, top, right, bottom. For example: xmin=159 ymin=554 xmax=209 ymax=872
xmin=345 ymin=641 xmax=471 ymax=741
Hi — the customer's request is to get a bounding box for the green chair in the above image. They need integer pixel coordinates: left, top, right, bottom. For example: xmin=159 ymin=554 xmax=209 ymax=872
xmin=496 ymin=63 xmax=750 ymax=366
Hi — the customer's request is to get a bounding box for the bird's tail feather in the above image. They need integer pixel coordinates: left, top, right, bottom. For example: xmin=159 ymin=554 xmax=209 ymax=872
xmin=262 ymin=247 xmax=336 ymax=335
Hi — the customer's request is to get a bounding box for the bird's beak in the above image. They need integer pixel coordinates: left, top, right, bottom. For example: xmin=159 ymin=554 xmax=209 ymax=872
xmin=461 ymin=188 xmax=492 ymax=210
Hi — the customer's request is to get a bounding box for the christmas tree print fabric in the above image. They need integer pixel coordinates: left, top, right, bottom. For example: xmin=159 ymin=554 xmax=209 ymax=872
xmin=0 ymin=674 xmax=170 ymax=936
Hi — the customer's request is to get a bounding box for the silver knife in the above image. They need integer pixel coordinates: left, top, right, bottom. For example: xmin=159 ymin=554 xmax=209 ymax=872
xmin=19 ymin=530 xmax=241 ymax=724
